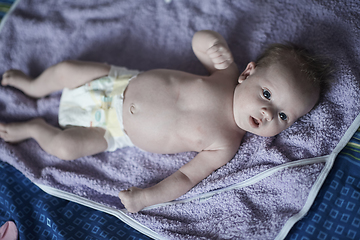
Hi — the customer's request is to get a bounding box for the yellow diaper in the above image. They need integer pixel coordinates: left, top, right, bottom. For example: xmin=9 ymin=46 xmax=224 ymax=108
xmin=58 ymin=65 xmax=140 ymax=151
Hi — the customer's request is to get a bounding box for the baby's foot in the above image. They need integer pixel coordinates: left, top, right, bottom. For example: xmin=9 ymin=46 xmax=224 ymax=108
xmin=0 ymin=119 xmax=41 ymax=143
xmin=2 ymin=69 xmax=33 ymax=93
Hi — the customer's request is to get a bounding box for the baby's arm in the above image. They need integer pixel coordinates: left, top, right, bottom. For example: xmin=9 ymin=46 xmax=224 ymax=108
xmin=192 ymin=30 xmax=236 ymax=73
xmin=118 ymin=147 xmax=237 ymax=213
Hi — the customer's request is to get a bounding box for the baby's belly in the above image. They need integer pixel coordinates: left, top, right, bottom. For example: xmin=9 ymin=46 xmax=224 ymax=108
xmin=122 ymin=105 xmax=203 ymax=154
xmin=120 ymin=69 xmax=216 ymax=153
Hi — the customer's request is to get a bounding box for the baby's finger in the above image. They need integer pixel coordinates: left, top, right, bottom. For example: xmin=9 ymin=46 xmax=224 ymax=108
xmin=208 ymin=51 xmax=222 ymax=59
xmin=211 ymin=56 xmax=230 ymax=64
xmin=214 ymin=60 xmax=233 ymax=70
xmin=210 ymin=50 xmax=231 ymax=61
xmin=206 ymin=45 xmax=221 ymax=55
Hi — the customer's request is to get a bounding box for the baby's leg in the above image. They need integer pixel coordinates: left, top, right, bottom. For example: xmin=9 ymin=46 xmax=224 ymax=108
xmin=0 ymin=119 xmax=108 ymax=160
xmin=2 ymin=60 xmax=111 ymax=98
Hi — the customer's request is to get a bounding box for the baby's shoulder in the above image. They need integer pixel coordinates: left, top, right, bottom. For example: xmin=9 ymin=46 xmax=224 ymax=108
xmin=210 ymin=129 xmax=244 ymax=154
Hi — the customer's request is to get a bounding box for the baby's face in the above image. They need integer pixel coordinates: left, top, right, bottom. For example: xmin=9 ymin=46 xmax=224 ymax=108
xmin=233 ymin=61 xmax=319 ymax=137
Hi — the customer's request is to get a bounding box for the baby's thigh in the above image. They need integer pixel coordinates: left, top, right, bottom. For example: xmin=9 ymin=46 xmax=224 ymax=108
xmin=54 ymin=127 xmax=107 ymax=160
xmin=56 ymin=60 xmax=111 ymax=89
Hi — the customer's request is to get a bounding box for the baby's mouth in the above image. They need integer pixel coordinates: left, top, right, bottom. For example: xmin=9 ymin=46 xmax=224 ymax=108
xmin=249 ymin=116 xmax=260 ymax=128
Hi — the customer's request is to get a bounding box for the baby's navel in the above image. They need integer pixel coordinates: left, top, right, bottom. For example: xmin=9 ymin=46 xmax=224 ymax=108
xmin=130 ymin=104 xmax=136 ymax=114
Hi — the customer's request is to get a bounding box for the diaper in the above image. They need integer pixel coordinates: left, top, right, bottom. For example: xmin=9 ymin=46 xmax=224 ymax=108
xmin=58 ymin=65 xmax=140 ymax=151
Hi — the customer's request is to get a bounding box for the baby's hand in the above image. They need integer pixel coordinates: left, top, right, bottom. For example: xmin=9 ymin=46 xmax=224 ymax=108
xmin=118 ymin=187 xmax=146 ymax=213
xmin=206 ymin=43 xmax=234 ymax=70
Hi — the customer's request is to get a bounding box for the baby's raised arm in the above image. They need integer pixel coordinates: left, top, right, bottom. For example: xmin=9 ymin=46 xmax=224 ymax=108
xmin=192 ymin=30 xmax=236 ymax=73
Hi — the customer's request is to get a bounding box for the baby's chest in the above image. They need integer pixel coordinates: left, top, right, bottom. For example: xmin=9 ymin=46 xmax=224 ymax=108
xmin=174 ymin=112 xmax=231 ymax=149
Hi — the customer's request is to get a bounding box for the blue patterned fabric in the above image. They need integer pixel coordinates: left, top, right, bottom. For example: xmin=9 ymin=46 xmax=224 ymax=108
xmin=286 ymin=129 xmax=360 ymax=240
xmin=0 ymin=160 xmax=151 ymax=240
xmin=0 ymin=0 xmax=15 ymax=21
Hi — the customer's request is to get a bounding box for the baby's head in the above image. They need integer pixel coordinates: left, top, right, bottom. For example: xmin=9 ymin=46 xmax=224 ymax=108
xmin=233 ymin=43 xmax=330 ymax=137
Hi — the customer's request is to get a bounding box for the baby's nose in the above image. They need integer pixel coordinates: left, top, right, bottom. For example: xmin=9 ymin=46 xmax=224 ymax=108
xmin=261 ymin=107 xmax=274 ymax=121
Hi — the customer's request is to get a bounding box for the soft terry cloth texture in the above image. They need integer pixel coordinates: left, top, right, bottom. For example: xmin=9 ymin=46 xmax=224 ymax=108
xmin=0 ymin=0 xmax=360 ymax=239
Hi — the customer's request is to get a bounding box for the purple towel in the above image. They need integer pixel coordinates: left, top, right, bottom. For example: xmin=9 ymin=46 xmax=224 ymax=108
xmin=0 ymin=0 xmax=359 ymax=239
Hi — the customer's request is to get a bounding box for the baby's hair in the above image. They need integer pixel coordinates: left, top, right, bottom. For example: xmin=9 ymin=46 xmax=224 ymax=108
xmin=255 ymin=43 xmax=332 ymax=93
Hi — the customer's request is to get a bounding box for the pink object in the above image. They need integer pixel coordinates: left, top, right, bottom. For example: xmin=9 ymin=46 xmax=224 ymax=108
xmin=0 ymin=222 xmax=18 ymax=240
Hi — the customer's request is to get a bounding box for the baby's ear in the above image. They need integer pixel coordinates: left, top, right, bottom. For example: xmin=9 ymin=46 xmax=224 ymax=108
xmin=238 ymin=62 xmax=256 ymax=83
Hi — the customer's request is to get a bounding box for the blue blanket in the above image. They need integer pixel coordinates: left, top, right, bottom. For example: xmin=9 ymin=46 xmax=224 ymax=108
xmin=0 ymin=160 xmax=151 ymax=240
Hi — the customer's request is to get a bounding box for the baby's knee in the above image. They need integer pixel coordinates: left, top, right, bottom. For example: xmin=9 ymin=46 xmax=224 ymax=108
xmin=55 ymin=60 xmax=77 ymax=71
xmin=53 ymin=146 xmax=77 ymax=160
xmin=50 ymin=136 xmax=79 ymax=160
xmin=53 ymin=60 xmax=79 ymax=89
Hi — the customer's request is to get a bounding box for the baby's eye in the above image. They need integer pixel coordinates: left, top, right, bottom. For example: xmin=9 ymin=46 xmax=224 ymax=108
xmin=263 ymin=89 xmax=271 ymax=100
xmin=279 ymin=112 xmax=287 ymax=121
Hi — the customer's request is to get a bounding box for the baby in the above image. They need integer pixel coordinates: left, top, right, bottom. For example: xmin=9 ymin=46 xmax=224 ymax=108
xmin=0 ymin=30 xmax=325 ymax=213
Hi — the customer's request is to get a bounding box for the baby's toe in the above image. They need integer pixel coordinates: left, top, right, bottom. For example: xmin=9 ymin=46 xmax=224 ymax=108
xmin=2 ymin=70 xmax=14 ymax=78
xmin=2 ymin=71 xmax=11 ymax=85
xmin=0 ymin=123 xmax=7 ymax=133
